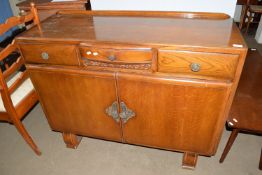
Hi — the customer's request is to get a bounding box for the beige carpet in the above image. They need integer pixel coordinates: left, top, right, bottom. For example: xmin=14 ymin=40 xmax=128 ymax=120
xmin=0 ymin=103 xmax=261 ymax=175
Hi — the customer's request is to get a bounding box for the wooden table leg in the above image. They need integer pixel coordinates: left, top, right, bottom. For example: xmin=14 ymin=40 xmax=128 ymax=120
xmin=62 ymin=133 xmax=82 ymax=149
xmin=239 ymin=5 xmax=248 ymax=30
xmin=219 ymin=129 xmax=239 ymax=163
xmin=259 ymin=147 xmax=262 ymax=170
xmin=182 ymin=152 xmax=198 ymax=170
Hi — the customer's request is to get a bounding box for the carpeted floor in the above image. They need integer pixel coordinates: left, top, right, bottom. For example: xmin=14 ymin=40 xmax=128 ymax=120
xmin=0 ymin=104 xmax=261 ymax=175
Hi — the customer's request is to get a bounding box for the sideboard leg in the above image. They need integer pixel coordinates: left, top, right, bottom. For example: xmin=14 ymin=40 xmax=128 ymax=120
xmin=182 ymin=152 xmax=198 ymax=170
xmin=62 ymin=133 xmax=82 ymax=149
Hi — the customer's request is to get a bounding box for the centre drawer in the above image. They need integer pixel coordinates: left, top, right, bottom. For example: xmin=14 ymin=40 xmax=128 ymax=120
xmin=79 ymin=46 xmax=153 ymax=63
xmin=158 ymin=50 xmax=239 ymax=80
xmin=19 ymin=43 xmax=79 ymax=65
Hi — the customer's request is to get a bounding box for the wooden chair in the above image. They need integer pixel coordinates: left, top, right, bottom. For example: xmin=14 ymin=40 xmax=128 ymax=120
xmin=238 ymin=0 xmax=259 ymax=30
xmin=219 ymin=50 xmax=262 ymax=170
xmin=0 ymin=3 xmax=41 ymax=155
xmin=245 ymin=1 xmax=262 ymax=34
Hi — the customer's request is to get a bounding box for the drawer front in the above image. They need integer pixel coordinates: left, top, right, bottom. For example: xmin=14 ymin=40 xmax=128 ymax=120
xmin=79 ymin=47 xmax=153 ymax=63
xmin=158 ymin=50 xmax=239 ymax=80
xmin=19 ymin=43 xmax=79 ymax=65
xmin=79 ymin=46 xmax=153 ymax=68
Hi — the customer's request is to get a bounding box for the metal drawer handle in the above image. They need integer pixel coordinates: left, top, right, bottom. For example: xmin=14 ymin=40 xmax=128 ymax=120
xmin=108 ymin=55 xmax=116 ymax=61
xmin=190 ymin=63 xmax=201 ymax=72
xmin=119 ymin=101 xmax=135 ymax=124
xmin=41 ymin=52 xmax=49 ymax=60
xmin=105 ymin=101 xmax=119 ymax=123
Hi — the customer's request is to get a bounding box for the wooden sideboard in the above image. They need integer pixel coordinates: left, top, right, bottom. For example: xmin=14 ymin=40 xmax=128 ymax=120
xmin=16 ymin=11 xmax=247 ymax=169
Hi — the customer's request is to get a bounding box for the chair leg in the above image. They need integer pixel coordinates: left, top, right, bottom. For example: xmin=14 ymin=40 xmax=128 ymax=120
xmin=13 ymin=120 xmax=41 ymax=155
xmin=219 ymin=129 xmax=239 ymax=163
xmin=245 ymin=12 xmax=253 ymax=35
xmin=259 ymin=147 xmax=262 ymax=170
xmin=239 ymin=5 xmax=248 ymax=30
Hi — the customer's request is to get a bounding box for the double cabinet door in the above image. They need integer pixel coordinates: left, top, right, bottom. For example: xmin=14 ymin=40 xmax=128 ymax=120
xmin=29 ymin=66 xmax=230 ymax=155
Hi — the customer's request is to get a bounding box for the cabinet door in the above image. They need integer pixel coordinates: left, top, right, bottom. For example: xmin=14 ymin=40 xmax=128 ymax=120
xmin=29 ymin=67 xmax=122 ymax=142
xmin=117 ymin=73 xmax=230 ymax=155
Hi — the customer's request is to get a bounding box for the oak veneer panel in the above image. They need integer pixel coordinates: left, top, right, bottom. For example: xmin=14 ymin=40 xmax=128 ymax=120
xmin=158 ymin=51 xmax=239 ymax=80
xmin=29 ymin=68 xmax=122 ymax=142
xmin=117 ymin=73 xmax=230 ymax=155
xmin=20 ymin=43 xmax=79 ymax=65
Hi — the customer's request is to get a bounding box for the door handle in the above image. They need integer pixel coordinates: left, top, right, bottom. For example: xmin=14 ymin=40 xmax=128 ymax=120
xmin=105 ymin=101 xmax=135 ymax=124
xmin=119 ymin=101 xmax=135 ymax=124
xmin=105 ymin=101 xmax=119 ymax=123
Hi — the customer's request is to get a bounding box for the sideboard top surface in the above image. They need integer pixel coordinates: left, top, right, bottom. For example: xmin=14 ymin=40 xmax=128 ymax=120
xmin=17 ymin=11 xmax=246 ymax=48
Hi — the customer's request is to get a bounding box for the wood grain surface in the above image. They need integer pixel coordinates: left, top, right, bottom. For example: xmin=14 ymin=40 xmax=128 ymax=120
xmin=20 ymin=43 xmax=79 ymax=65
xmin=16 ymin=11 xmax=248 ymax=168
xmin=158 ymin=50 xmax=239 ymax=80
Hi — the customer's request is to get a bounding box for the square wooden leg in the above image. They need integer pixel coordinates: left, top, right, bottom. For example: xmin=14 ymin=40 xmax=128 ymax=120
xmin=182 ymin=152 xmax=198 ymax=170
xmin=62 ymin=133 xmax=82 ymax=149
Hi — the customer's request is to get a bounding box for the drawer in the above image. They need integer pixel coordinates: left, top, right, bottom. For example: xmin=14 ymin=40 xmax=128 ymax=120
xmin=79 ymin=46 xmax=153 ymax=70
xmin=19 ymin=43 xmax=79 ymax=65
xmin=158 ymin=50 xmax=239 ymax=80
xmin=79 ymin=46 xmax=152 ymax=63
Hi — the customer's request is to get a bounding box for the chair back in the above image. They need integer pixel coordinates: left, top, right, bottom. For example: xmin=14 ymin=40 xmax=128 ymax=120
xmin=0 ymin=3 xmax=40 ymax=115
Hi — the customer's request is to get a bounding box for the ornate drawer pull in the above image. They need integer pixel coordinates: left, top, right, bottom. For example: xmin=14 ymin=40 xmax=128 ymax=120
xmin=119 ymin=101 xmax=135 ymax=124
xmin=108 ymin=55 xmax=116 ymax=61
xmin=86 ymin=51 xmax=92 ymax=55
xmin=190 ymin=63 xmax=201 ymax=72
xmin=105 ymin=101 xmax=119 ymax=123
xmin=41 ymin=52 xmax=49 ymax=60
xmin=105 ymin=101 xmax=135 ymax=124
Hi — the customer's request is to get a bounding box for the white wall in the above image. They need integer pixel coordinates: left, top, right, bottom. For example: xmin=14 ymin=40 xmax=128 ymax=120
xmin=234 ymin=5 xmax=242 ymax=22
xmin=91 ymin=0 xmax=237 ymax=17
